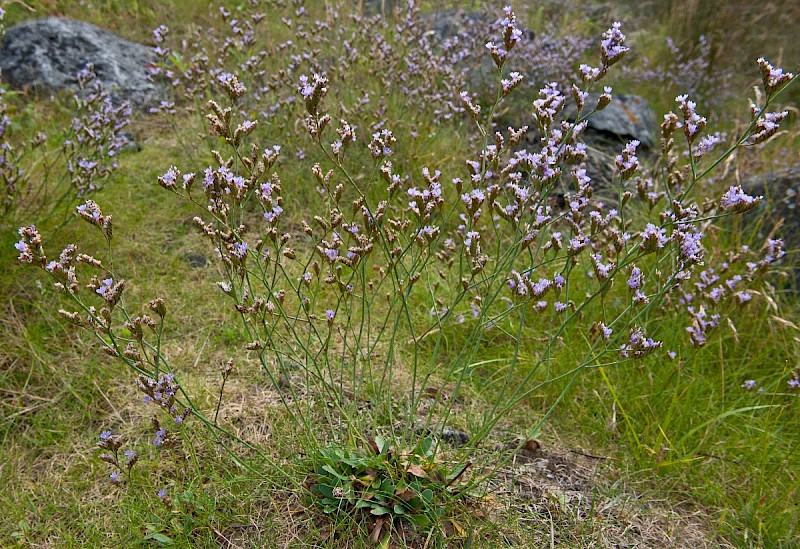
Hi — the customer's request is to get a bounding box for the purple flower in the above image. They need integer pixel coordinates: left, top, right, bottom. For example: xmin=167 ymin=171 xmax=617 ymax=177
xmin=109 ymin=472 xmax=121 ymax=483
xmin=530 ymin=278 xmax=552 ymax=297
xmin=298 ymin=74 xmax=313 ymax=98
xmin=323 ymin=248 xmax=338 ymax=262
xmin=694 ymin=133 xmax=722 ymax=158
xmin=627 ymin=266 xmax=643 ymax=290
xmin=615 ymin=140 xmax=640 ymax=178
xmin=676 ymin=94 xmax=707 ymax=143
xmin=750 ymin=110 xmax=788 ymax=144
xmin=264 ymin=205 xmax=283 ymax=223
xmin=231 ymin=242 xmax=248 ymax=260
xmin=325 ymin=309 xmax=335 ymax=323
xmin=100 ymin=430 xmax=113 ymax=441
xmin=726 ymin=275 xmax=742 ymax=291
xmin=707 ymin=287 xmax=725 ymax=303
xmin=96 ymin=278 xmax=113 ymax=297
xmin=580 ymin=64 xmax=601 ymax=83
xmin=719 ymin=185 xmax=761 ymax=213
xmin=592 ymin=254 xmax=614 ymax=281
xmin=757 ymin=58 xmax=794 ymax=94
xmin=620 ymin=326 xmax=662 ymax=358
xmin=741 ymin=380 xmax=757 ymax=390
xmin=153 ymin=428 xmax=167 ymax=447
xmin=676 ymin=229 xmax=704 ymax=264
xmin=160 ymin=166 xmax=178 ymax=187
xmin=600 ymin=22 xmax=629 ymax=66
xmin=471 ymin=303 xmax=480 ymax=319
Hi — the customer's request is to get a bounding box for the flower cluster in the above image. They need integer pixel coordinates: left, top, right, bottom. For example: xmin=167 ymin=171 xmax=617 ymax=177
xmin=757 ymin=57 xmax=794 ymax=96
xmin=97 ymin=430 xmax=138 ymax=484
xmin=748 ymin=105 xmax=788 ymax=145
xmin=65 ymin=64 xmax=132 ymax=195
xmin=673 ymin=241 xmax=785 ymax=348
xmin=719 ymin=185 xmax=762 ymax=214
xmin=137 ymin=373 xmax=191 ymax=427
xmin=675 ymin=94 xmax=707 ymax=144
xmin=14 ymin=225 xmax=45 ymax=265
xmin=615 ymin=140 xmax=640 ymax=180
xmin=77 ymin=200 xmax=113 ymax=241
xmin=580 ymin=22 xmax=629 ymax=83
xmin=620 ymin=327 xmax=662 ymax=358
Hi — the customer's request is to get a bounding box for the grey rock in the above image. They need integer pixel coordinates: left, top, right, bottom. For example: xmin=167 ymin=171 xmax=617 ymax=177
xmin=184 ymin=252 xmax=207 ymax=269
xmin=416 ymin=9 xmax=516 ymax=98
xmin=0 ymin=17 xmax=166 ymax=109
xmin=117 ymin=131 xmax=141 ymax=153
xmin=359 ymin=0 xmax=398 ymax=16
xmin=536 ymin=93 xmax=657 ymax=191
xmin=742 ymin=166 xmax=800 ymax=288
xmin=438 ymin=425 xmax=469 ymax=446
xmin=566 ymin=94 xmax=657 ymax=150
xmin=418 ymin=9 xmax=491 ymax=41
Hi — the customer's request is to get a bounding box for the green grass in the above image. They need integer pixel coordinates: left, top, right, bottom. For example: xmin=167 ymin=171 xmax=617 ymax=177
xmin=1 ymin=1 xmax=799 ymax=547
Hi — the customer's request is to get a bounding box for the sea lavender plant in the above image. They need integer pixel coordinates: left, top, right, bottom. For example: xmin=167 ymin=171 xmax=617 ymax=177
xmin=14 ymin=3 xmax=798 ymax=538
xmin=0 ymin=61 xmax=131 ymax=225
xmin=97 ymin=430 xmax=138 ymax=484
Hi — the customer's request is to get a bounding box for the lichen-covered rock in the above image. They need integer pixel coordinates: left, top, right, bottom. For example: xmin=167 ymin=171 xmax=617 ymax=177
xmin=0 ymin=17 xmax=166 ymax=109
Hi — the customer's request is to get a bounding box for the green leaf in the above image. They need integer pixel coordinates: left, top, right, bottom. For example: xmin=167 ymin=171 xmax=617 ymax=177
xmin=407 ymin=513 xmax=432 ymax=526
xmin=370 ymin=505 xmax=391 ymax=516
xmin=355 ymin=499 xmax=373 ymax=509
xmin=419 ymin=437 xmax=433 ymax=455
xmin=321 ymin=464 xmax=347 ymax=480
xmin=145 ymin=532 xmax=174 ymax=545
xmin=379 ymin=478 xmax=395 ymax=494
xmin=393 ymin=504 xmax=406 ymax=515
xmin=317 ymin=484 xmax=334 ymax=498
xmin=375 ymin=435 xmax=387 ymax=454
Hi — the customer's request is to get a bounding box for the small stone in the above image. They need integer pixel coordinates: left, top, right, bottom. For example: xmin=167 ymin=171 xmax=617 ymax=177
xmin=118 ymin=132 xmax=141 ymax=153
xmin=412 ymin=421 xmax=469 ymax=447
xmin=184 ymin=252 xmax=207 ymax=269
